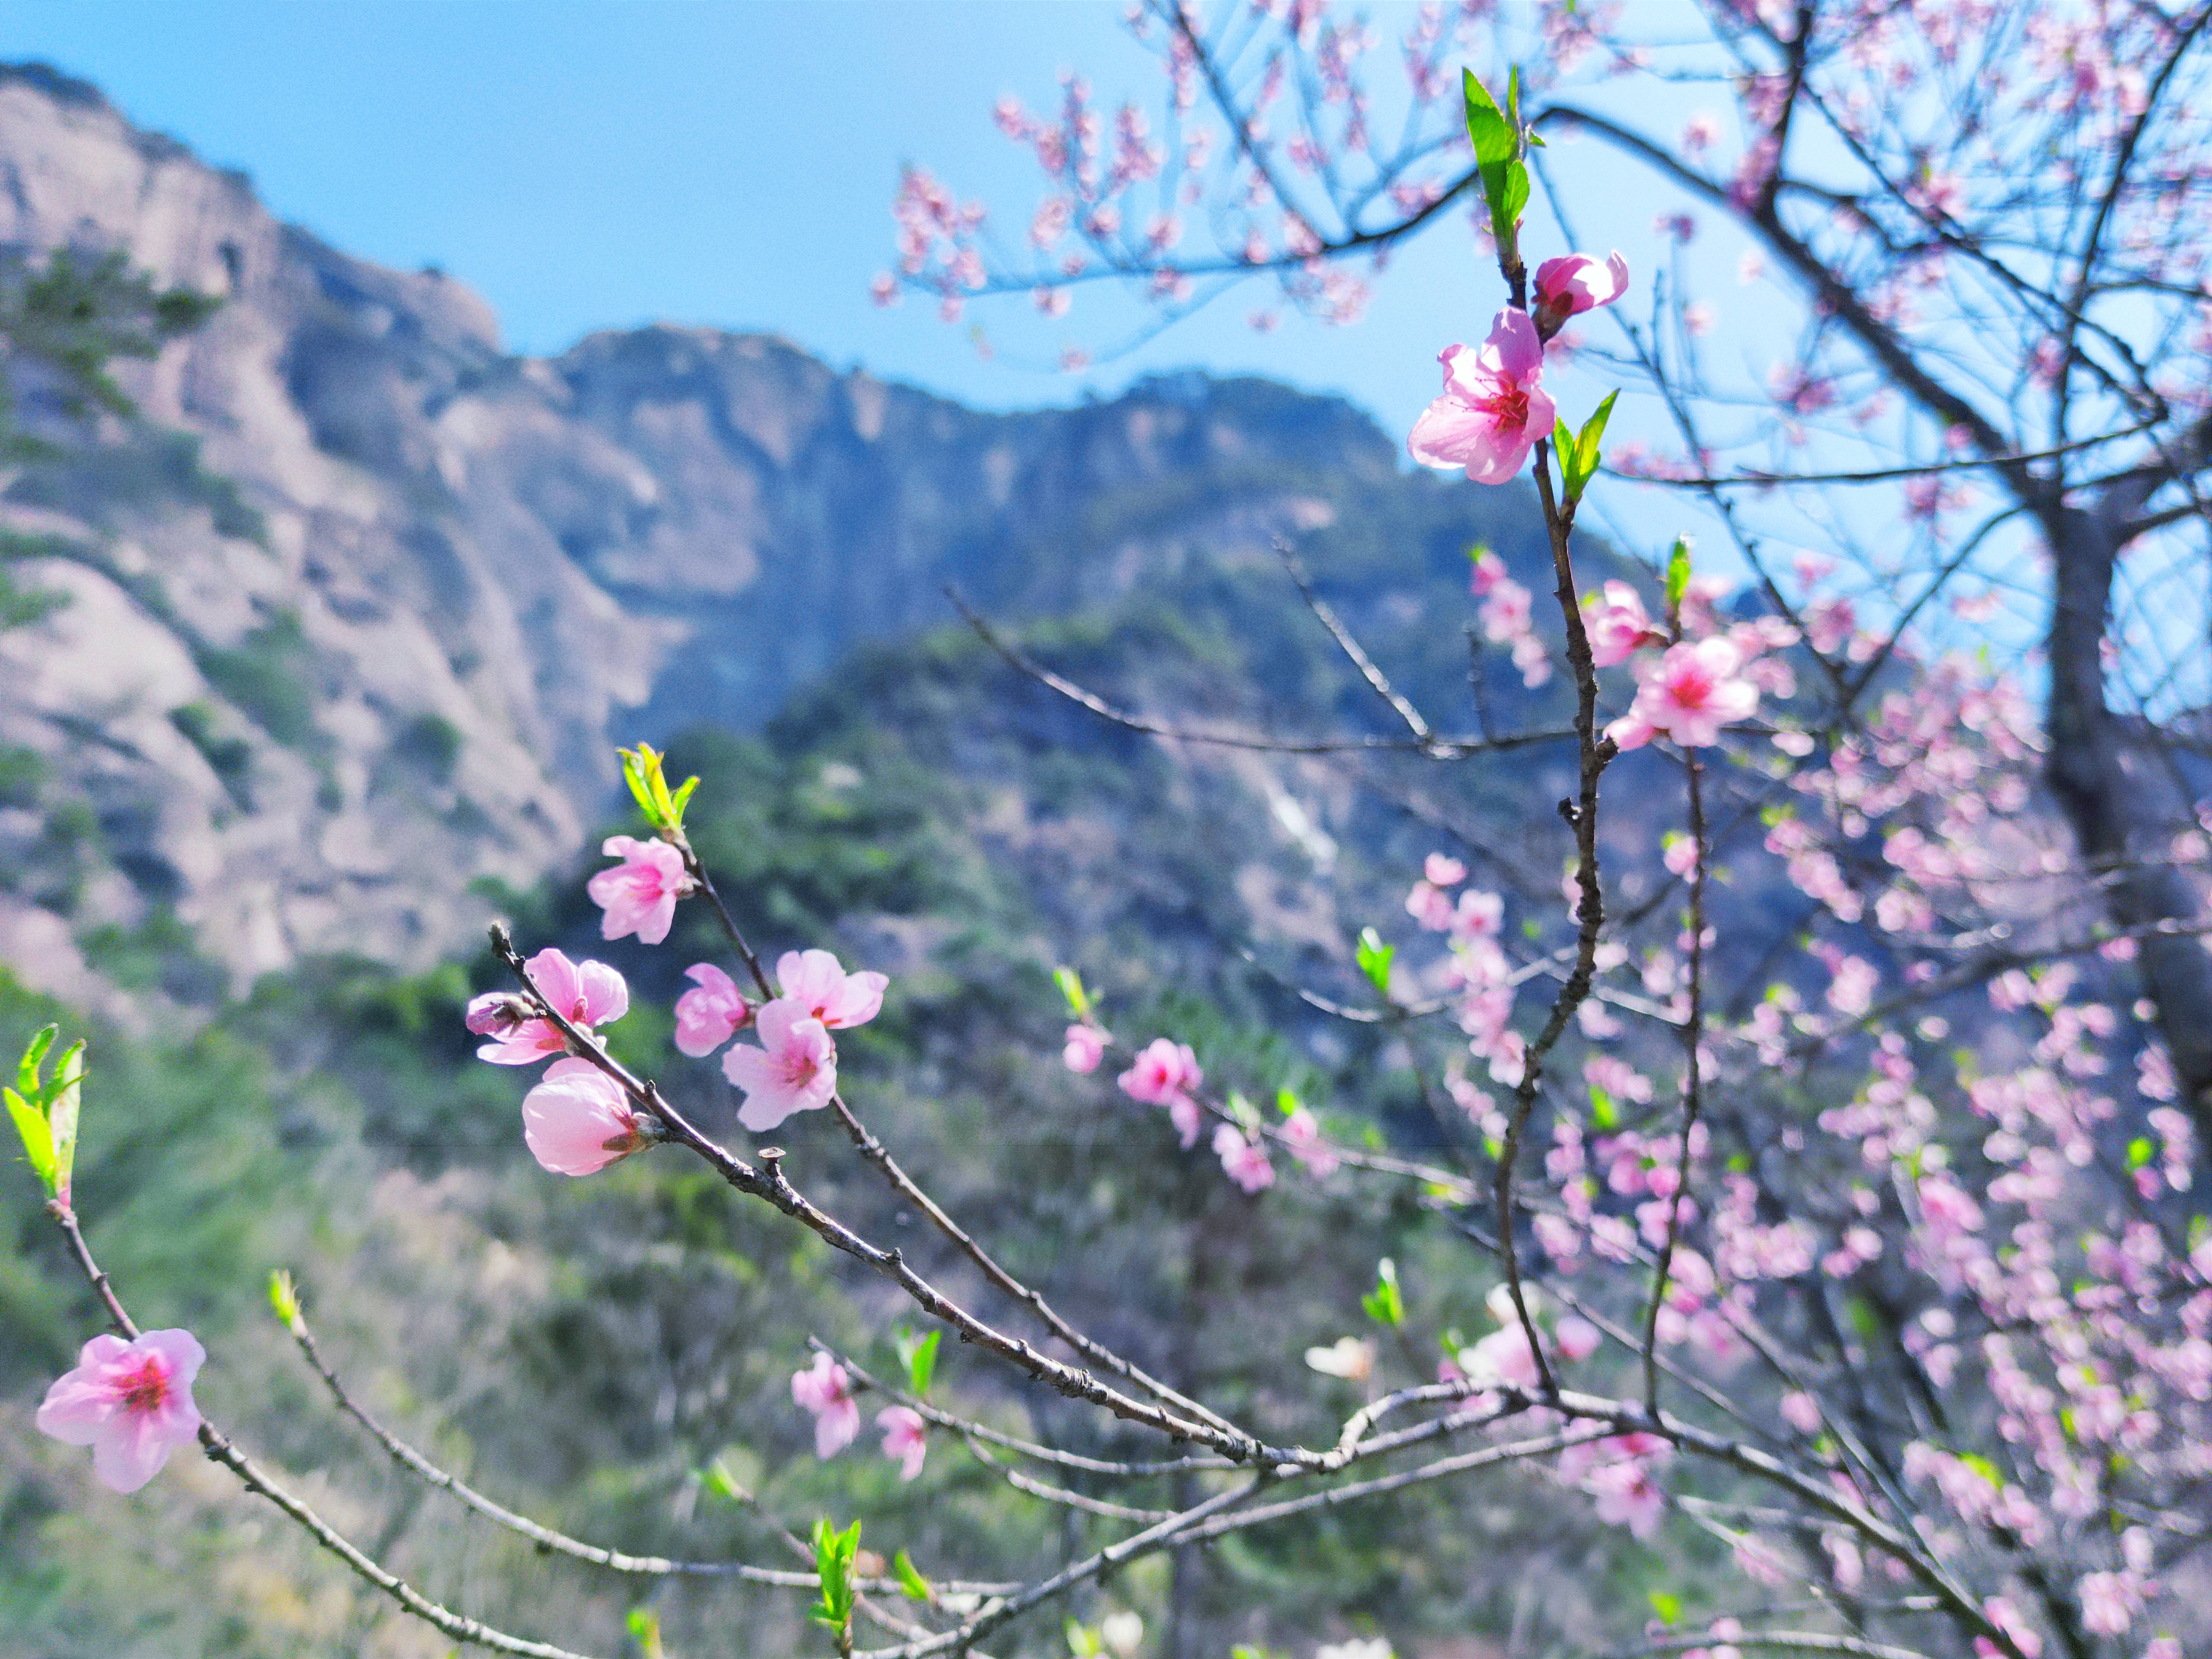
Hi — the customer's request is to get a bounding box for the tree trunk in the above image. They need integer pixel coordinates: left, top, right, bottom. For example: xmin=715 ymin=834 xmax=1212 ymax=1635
xmin=2045 ymin=504 xmax=2212 ymax=1142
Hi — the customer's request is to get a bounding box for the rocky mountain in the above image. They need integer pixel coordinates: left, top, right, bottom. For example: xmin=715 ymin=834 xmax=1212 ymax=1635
xmin=0 ymin=60 xmax=1546 ymax=1013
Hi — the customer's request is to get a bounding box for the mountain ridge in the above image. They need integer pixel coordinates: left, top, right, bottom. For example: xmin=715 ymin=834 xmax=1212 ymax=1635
xmin=0 ymin=59 xmax=1536 ymax=1010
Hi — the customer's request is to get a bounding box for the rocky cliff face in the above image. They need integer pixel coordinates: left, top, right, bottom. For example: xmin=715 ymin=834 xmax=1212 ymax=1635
xmin=0 ymin=62 xmax=1509 ymax=1006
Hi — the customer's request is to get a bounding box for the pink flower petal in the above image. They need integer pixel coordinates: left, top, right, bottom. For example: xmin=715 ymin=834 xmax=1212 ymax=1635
xmin=674 ymin=962 xmax=749 ymax=1058
xmin=525 ymin=948 xmax=581 ymax=1016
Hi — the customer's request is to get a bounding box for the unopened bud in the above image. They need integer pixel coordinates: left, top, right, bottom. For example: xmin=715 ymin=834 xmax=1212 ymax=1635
xmin=464 ymin=991 xmax=532 ymax=1036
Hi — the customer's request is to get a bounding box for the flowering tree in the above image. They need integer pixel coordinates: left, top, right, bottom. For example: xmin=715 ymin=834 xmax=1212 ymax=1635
xmin=889 ymin=0 xmax=2212 ymax=1118
xmin=13 ymin=7 xmax=2212 ymax=1659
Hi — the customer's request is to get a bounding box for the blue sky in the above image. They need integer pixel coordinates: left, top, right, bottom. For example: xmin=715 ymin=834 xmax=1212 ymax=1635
xmin=0 ymin=0 xmax=1529 ymax=436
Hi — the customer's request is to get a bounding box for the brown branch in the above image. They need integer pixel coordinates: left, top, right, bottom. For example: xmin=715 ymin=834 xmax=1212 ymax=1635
xmin=946 ymin=587 xmax=1572 ymax=758
xmin=278 ymin=1295 xmax=1015 ymax=1593
xmin=47 ymin=1203 xmax=606 ymax=1659
xmin=1613 ymin=423 xmax=2157 ymax=490
xmin=489 ymin=927 xmax=1324 ymax=1468
xmin=1642 ymin=742 xmax=1706 ymax=1416
xmin=1273 ymin=538 xmax=1434 ymax=743
xmin=675 ymin=851 xmax=1234 ymax=1435
xmin=1492 ymin=441 xmax=1621 ymax=1399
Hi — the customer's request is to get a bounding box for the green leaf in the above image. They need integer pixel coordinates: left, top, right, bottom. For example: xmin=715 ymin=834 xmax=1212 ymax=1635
xmin=1552 ymin=415 xmax=1574 ymax=463
xmin=1066 ymin=1622 xmax=1104 ymax=1659
xmin=625 ymin=1608 xmax=664 ymax=1659
xmin=1500 ymin=160 xmax=1530 ymax=231
xmin=703 ymin=1455 xmax=752 ymax=1504
xmin=1355 ymin=927 xmax=1394 ymax=998
xmin=1588 ymin=1085 xmax=1619 ymax=1130
xmin=16 ymin=1025 xmax=55 ymax=1101
xmin=810 ymin=1517 xmax=862 ymax=1632
xmin=2127 ymin=1136 xmax=2155 ymax=1169
xmin=1361 ymin=1257 xmax=1405 ymax=1327
xmin=893 ymin=1549 xmax=933 ymax=1602
xmin=1959 ymin=1452 xmax=2003 ymax=1488
xmin=1649 ymin=1591 xmax=1682 ymax=1626
xmin=665 ymin=773 xmax=700 ymax=829
xmin=1276 ymin=1087 xmax=1301 ymax=1118
xmin=1460 ymin=69 xmax=1526 ymax=255
xmin=897 ymin=1328 xmax=941 ymax=1397
xmin=268 ymin=1268 xmax=302 ymax=1331
xmin=1053 ymin=965 xmax=1090 ymax=1017
xmin=616 ymin=742 xmax=695 ymax=834
xmin=44 ymin=1041 xmax=81 ymax=1205
xmin=5 ymin=1086 xmax=55 ymax=1193
xmin=620 ymin=748 xmax=656 ymax=820
xmin=1460 ymin=68 xmax=1516 ymax=166
xmin=1664 ymin=536 xmax=1694 ymax=615
xmin=1569 ymin=391 xmax=1619 ymax=500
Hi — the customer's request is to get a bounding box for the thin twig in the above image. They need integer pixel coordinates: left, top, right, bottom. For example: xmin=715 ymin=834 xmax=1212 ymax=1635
xmin=48 ymin=1203 xmax=606 ymax=1659
xmin=1272 ymin=537 xmax=1434 ymax=743
xmin=946 ymin=586 xmax=1571 ymax=758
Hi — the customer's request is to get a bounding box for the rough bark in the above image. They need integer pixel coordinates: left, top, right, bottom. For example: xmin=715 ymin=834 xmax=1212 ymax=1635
xmin=2045 ymin=502 xmax=2212 ymax=1138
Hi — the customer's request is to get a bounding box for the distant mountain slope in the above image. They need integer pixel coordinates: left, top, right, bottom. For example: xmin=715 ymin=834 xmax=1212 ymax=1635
xmin=0 ymin=61 xmax=1545 ymax=1002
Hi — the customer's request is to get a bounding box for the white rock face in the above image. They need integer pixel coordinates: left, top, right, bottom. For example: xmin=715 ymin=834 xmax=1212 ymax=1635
xmin=0 ymin=64 xmax=1404 ymax=996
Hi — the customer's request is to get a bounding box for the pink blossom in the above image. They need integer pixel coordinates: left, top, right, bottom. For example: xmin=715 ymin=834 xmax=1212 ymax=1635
xmin=1281 ymin=1105 xmax=1340 ymax=1177
xmin=792 ymin=1354 xmax=860 ymax=1458
xmin=1064 ymin=1023 xmax=1108 ymax=1073
xmin=1733 ymin=1534 xmax=1791 ymax=1587
xmin=464 ymin=992 xmax=530 ymax=1036
xmin=1455 ymin=889 xmax=1504 ymax=939
xmin=1979 ymin=1598 xmax=2043 ymax=1659
xmin=1583 ymin=581 xmax=1664 ymax=667
xmin=674 ymin=962 xmax=751 ymax=1058
xmin=1585 ymin=1458 xmax=1665 ymax=1538
xmin=477 ymin=949 xmax=630 ymax=1065
xmin=1119 ymin=1038 xmax=1203 ymax=1104
xmin=1825 ymin=1534 xmax=1863 ymax=1593
xmin=775 ymin=949 xmax=888 ymax=1030
xmin=586 ymin=835 xmax=689 ymax=945
xmin=1458 ymin=1325 xmax=1540 ymax=1390
xmin=723 ymin=998 xmax=838 ymax=1131
xmin=877 ymin=1405 xmax=928 ymax=1481
xmin=2076 ymin=1572 xmax=2134 ymax=1636
xmin=1213 ymin=1124 xmax=1276 ymax=1193
xmin=1408 ymin=310 xmax=1557 ymax=486
xmin=1805 ymin=595 xmax=1855 ymax=655
xmin=1406 ymin=879 xmax=1454 ymax=930
xmin=1425 ymin=853 xmax=1467 ymax=886
xmin=1663 ymin=835 xmax=1698 ymax=878
xmin=1607 ymin=639 xmax=1760 ymax=751
xmin=1167 ymin=1093 xmax=1203 ymax=1148
xmin=1534 ymin=250 xmax=1630 ymax=328
xmin=36 ymin=1329 xmax=206 ymax=1492
xmin=1778 ymin=1391 xmax=1822 ymax=1434
xmin=521 ymin=1057 xmax=649 ymax=1176
xmin=1555 ymin=1315 xmax=1602 ymax=1361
